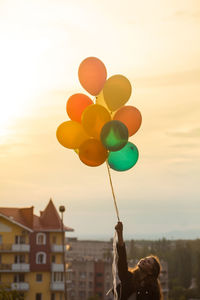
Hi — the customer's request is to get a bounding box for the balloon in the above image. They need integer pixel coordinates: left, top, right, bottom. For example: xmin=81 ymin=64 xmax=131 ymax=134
xmin=56 ymin=121 xmax=89 ymax=149
xmin=100 ymin=120 xmax=128 ymax=151
xmin=108 ymin=142 xmax=139 ymax=171
xmin=96 ymin=90 xmax=110 ymax=111
xmin=82 ymin=104 xmax=111 ymax=140
xmin=66 ymin=93 xmax=93 ymax=123
xmin=78 ymin=57 xmax=107 ymax=96
xmin=79 ymin=139 xmax=108 ymax=167
xmin=114 ymin=106 xmax=142 ymax=136
xmin=103 ymin=75 xmax=132 ymax=111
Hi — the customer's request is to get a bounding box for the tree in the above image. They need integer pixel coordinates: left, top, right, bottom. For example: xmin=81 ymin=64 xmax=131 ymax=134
xmin=0 ymin=285 xmax=24 ymax=300
xmin=195 ymin=251 xmax=200 ymax=292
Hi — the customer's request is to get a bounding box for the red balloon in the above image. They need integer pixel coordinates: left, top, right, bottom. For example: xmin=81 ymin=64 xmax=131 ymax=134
xmin=78 ymin=57 xmax=107 ymax=96
xmin=66 ymin=93 xmax=93 ymax=123
xmin=113 ymin=106 xmax=142 ymax=136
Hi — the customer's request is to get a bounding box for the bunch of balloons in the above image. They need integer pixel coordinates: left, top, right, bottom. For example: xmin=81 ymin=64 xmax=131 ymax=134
xmin=56 ymin=57 xmax=142 ymax=171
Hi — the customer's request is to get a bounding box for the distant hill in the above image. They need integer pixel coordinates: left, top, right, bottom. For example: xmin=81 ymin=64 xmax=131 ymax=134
xmin=74 ymin=228 xmax=200 ymax=241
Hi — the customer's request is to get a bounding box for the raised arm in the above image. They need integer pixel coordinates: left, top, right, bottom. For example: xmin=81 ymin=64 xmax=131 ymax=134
xmin=115 ymin=222 xmax=130 ymax=282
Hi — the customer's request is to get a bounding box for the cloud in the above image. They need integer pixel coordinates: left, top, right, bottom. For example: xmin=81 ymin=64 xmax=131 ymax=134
xmin=170 ymin=143 xmax=200 ymax=148
xmin=167 ymin=127 xmax=200 ymax=138
xmin=135 ymin=69 xmax=200 ymax=88
xmin=174 ymin=10 xmax=200 ymax=20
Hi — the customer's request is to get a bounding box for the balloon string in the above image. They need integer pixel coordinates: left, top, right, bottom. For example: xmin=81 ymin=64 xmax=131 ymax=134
xmin=106 ymin=160 xmax=120 ymax=222
xmin=112 ymin=230 xmax=119 ymax=300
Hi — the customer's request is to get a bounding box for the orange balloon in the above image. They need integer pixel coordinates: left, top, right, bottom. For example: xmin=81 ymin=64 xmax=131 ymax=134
xmin=79 ymin=139 xmax=108 ymax=167
xmin=82 ymin=104 xmax=111 ymax=140
xmin=66 ymin=93 xmax=93 ymax=123
xmin=113 ymin=106 xmax=142 ymax=136
xmin=56 ymin=121 xmax=89 ymax=149
xmin=78 ymin=57 xmax=107 ymax=96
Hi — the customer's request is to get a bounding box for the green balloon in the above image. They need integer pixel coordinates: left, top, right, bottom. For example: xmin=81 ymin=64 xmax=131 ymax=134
xmin=100 ymin=120 xmax=128 ymax=151
xmin=108 ymin=142 xmax=139 ymax=171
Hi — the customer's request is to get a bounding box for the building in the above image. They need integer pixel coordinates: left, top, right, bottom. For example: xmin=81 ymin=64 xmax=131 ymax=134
xmin=66 ymin=258 xmax=113 ymax=300
xmin=66 ymin=238 xmax=113 ymax=260
xmin=159 ymin=260 xmax=169 ymax=300
xmin=0 ymin=199 xmax=73 ymax=300
xmin=65 ymin=238 xmax=113 ymax=300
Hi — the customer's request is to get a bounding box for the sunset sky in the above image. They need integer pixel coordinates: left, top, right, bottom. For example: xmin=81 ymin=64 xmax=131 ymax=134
xmin=0 ymin=0 xmax=200 ymax=239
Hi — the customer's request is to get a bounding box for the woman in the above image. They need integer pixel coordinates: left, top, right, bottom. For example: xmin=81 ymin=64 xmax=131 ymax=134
xmin=115 ymin=222 xmax=163 ymax=300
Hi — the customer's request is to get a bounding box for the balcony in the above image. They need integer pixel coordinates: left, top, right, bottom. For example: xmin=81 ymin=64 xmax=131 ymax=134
xmin=11 ymin=282 xmax=29 ymax=291
xmin=12 ymin=244 xmax=30 ymax=252
xmin=0 ymin=264 xmax=29 ymax=272
xmin=12 ymin=263 xmax=30 ymax=272
xmin=51 ymin=244 xmax=63 ymax=253
xmin=51 ymin=263 xmax=64 ymax=272
xmin=0 ymin=244 xmax=30 ymax=252
xmin=0 ymin=263 xmax=12 ymax=271
xmin=50 ymin=282 xmax=64 ymax=291
xmin=0 ymin=244 xmax=12 ymax=252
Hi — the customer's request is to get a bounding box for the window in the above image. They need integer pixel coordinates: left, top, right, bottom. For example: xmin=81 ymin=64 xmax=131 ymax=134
xmin=36 ymin=274 xmax=42 ymax=282
xmin=97 ymin=282 xmax=102 ymax=287
xmin=51 ymin=294 xmax=55 ymax=300
xmin=98 ymin=292 xmax=102 ymax=298
xmin=15 ymin=235 xmax=25 ymax=244
xmin=79 ymin=291 xmax=86 ymax=298
xmin=79 ymin=271 xmax=86 ymax=279
xmin=79 ymin=281 xmax=85 ymax=288
xmin=0 ymin=254 xmax=1 ymax=264
xmin=36 ymin=252 xmax=46 ymax=264
xmin=14 ymin=274 xmax=25 ymax=283
xmin=36 ymin=293 xmax=42 ymax=300
xmin=0 ymin=235 xmax=2 ymax=244
xmin=51 ymin=255 xmax=56 ymax=263
xmin=53 ymin=272 xmax=63 ymax=282
xmin=14 ymin=255 xmax=25 ymax=263
xmin=36 ymin=233 xmax=46 ymax=245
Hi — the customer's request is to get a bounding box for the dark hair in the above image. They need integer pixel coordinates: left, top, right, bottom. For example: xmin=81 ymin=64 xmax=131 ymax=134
xmin=130 ymin=256 xmax=163 ymax=300
xmin=151 ymin=255 xmax=161 ymax=278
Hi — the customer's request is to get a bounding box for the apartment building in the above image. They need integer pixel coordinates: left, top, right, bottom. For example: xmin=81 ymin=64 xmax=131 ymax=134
xmin=159 ymin=260 xmax=169 ymax=300
xmin=66 ymin=258 xmax=113 ymax=300
xmin=66 ymin=238 xmax=113 ymax=260
xmin=0 ymin=199 xmax=73 ymax=300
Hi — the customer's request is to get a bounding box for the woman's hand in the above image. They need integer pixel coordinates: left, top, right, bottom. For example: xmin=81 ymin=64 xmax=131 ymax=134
xmin=115 ymin=221 xmax=124 ymax=246
xmin=115 ymin=221 xmax=123 ymax=233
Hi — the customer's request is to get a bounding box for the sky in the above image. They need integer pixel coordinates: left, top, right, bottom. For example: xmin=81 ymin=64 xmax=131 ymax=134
xmin=0 ymin=0 xmax=200 ymax=240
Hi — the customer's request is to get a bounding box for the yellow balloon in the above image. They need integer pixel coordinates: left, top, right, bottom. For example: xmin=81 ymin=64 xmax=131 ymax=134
xmin=56 ymin=121 xmax=89 ymax=149
xmin=96 ymin=91 xmax=116 ymax=118
xmin=96 ymin=90 xmax=110 ymax=111
xmin=103 ymin=75 xmax=132 ymax=111
xmin=82 ymin=104 xmax=111 ymax=139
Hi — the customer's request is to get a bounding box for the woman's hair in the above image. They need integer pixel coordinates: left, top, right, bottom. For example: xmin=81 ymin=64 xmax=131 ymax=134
xmin=151 ymin=255 xmax=161 ymax=278
xmin=130 ymin=255 xmax=163 ymax=299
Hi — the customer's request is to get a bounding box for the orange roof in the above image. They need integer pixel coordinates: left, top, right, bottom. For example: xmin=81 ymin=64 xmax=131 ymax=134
xmin=0 ymin=199 xmax=74 ymax=232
